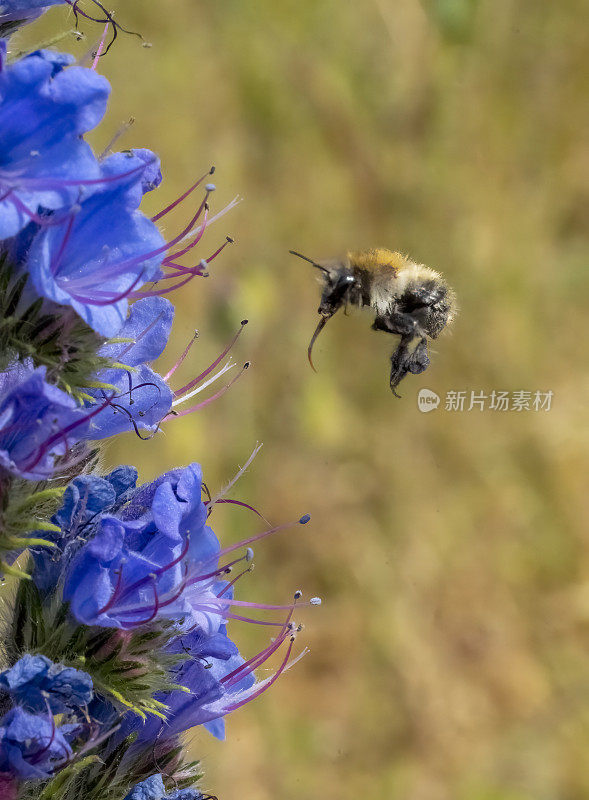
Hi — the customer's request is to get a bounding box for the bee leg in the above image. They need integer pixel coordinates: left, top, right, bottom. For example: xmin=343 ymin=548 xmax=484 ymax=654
xmin=372 ymin=311 xmax=417 ymax=336
xmin=407 ymin=337 xmax=430 ymax=374
xmin=389 ymin=336 xmax=430 ymax=397
xmin=389 ymin=334 xmax=413 ymax=397
xmin=373 ymin=311 xmax=429 ymax=396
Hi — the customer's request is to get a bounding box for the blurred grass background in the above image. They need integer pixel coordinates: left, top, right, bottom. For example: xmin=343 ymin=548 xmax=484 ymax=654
xmin=18 ymin=1 xmax=589 ymax=797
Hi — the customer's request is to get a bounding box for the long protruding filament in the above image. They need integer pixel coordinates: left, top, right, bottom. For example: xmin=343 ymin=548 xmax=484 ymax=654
xmin=307 ymin=315 xmax=328 ymax=372
xmin=167 ymin=363 xmax=249 ymax=418
xmin=288 ymin=249 xmax=330 ymax=275
xmin=173 ymin=320 xmax=248 ymax=398
xmin=171 ymin=360 xmax=235 ymax=408
xmin=163 ymin=330 xmax=199 ymax=381
xmin=152 ymin=168 xmax=214 ymax=223
xmin=208 ymin=443 xmax=262 ymax=507
xmin=91 ymin=22 xmax=110 ymax=69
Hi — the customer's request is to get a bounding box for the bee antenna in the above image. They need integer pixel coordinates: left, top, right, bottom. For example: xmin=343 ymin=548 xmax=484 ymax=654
xmin=289 ymin=249 xmax=330 ymax=275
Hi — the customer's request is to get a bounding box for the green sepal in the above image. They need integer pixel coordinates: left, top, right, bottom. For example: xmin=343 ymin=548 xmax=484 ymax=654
xmin=10 ymin=585 xmax=187 ymax=720
xmin=16 ymin=487 xmax=66 ymax=510
xmin=5 ymin=535 xmax=57 ymax=548
xmin=15 ymin=519 xmax=62 ymax=533
xmin=37 ymin=756 xmax=101 ymax=800
xmin=0 ymin=256 xmax=134 ymax=396
xmin=0 ymin=560 xmax=31 ymax=580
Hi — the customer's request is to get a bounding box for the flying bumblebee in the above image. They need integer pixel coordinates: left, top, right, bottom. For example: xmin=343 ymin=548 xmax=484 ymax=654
xmin=290 ymin=247 xmax=457 ymax=397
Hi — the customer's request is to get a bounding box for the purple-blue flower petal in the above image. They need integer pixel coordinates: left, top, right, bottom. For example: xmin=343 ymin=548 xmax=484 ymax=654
xmin=26 ymin=154 xmax=166 ymax=337
xmin=123 ymin=774 xmax=166 ymax=800
xmin=0 ymin=654 xmax=93 ymax=714
xmin=0 ymin=707 xmax=73 ymax=779
xmin=0 ymin=363 xmax=90 ymax=480
xmin=99 ymin=297 xmax=174 ymax=368
xmin=0 ymin=47 xmax=109 ymax=238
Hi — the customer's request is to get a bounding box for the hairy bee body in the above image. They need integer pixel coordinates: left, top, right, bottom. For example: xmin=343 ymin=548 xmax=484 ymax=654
xmin=290 ymin=247 xmax=457 ymax=396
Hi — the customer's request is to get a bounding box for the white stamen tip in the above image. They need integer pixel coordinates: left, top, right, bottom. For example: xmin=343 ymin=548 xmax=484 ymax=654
xmin=310 ymin=597 xmax=322 ymax=606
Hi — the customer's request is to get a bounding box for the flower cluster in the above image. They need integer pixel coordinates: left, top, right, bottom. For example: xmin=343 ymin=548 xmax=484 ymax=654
xmin=0 ymin=6 xmax=318 ymax=800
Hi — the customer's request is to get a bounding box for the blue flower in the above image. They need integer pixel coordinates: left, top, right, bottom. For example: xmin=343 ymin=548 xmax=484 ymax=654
xmin=0 ymin=654 xmax=93 ymax=714
xmin=63 ymin=463 xmax=224 ymax=631
xmin=84 ymin=297 xmax=175 ymax=440
xmin=0 ymin=706 xmax=78 ymax=779
xmin=124 ymin=775 xmax=166 ymax=800
xmin=132 ymin=626 xmax=255 ymax=744
xmin=26 ymin=151 xmax=167 ymax=337
xmin=165 ymin=790 xmax=203 ymax=800
xmin=0 ymin=43 xmax=109 ymax=239
xmin=32 ymin=466 xmax=138 ymax=594
xmin=127 ymin=585 xmax=314 ymax=743
xmin=0 ymin=362 xmax=91 ymax=480
xmin=124 ymin=774 xmax=203 ymax=800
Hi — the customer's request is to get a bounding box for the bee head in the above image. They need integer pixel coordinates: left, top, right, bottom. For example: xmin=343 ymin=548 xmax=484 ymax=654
xmin=317 ymin=266 xmax=355 ymax=316
xmin=290 ymin=250 xmax=356 ymax=371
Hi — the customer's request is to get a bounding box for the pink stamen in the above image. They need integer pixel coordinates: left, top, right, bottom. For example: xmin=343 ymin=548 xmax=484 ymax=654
xmin=158 ymin=263 xmax=200 ymax=276
xmin=224 ymin=637 xmax=296 ymax=713
xmin=167 ymin=362 xmax=249 ymax=418
xmin=173 ymin=321 xmax=248 ymax=398
xmin=162 ymin=205 xmax=209 ymax=263
xmin=216 ymin=565 xmax=253 ymax=598
xmin=209 ymin=611 xmax=285 ymax=627
xmin=91 ymin=22 xmax=110 ymax=69
xmin=107 ymin=188 xmax=212 ymax=275
xmin=163 ymin=330 xmax=199 ymax=382
xmin=191 ymin=554 xmax=249 ymax=583
xmin=131 ymin=270 xmax=204 ymax=299
xmin=201 ymin=516 xmax=309 ymax=571
xmin=207 ymin=498 xmax=269 ymax=523
xmin=190 ymin=597 xmax=304 ymax=612
xmin=152 ymin=167 xmax=214 ymax=223
xmin=203 ymin=236 xmax=234 ymax=264
xmin=227 ymin=628 xmax=292 ymax=681
xmin=221 ymin=613 xmax=293 ymax=686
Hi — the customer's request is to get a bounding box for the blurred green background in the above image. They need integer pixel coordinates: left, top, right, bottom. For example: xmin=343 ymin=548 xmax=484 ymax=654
xmin=19 ymin=1 xmax=589 ymax=797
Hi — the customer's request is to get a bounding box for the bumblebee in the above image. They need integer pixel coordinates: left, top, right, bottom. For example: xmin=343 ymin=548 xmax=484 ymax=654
xmin=290 ymin=247 xmax=457 ymax=397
